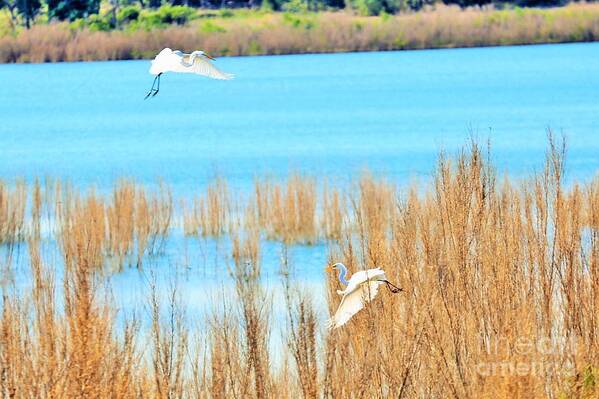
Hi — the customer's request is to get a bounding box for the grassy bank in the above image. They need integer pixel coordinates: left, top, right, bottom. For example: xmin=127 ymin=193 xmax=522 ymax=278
xmin=0 ymin=3 xmax=598 ymax=63
xmin=1 ymin=136 xmax=599 ymax=397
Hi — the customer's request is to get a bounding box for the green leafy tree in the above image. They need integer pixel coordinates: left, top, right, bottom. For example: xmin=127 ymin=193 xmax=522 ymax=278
xmin=47 ymin=0 xmax=101 ymax=20
xmin=362 ymin=0 xmax=384 ymax=14
xmin=325 ymin=0 xmax=344 ymax=9
xmin=1 ymin=0 xmax=20 ymax=27
xmin=441 ymin=0 xmax=491 ymax=7
xmin=387 ymin=0 xmax=433 ymax=12
xmin=117 ymin=4 xmax=140 ymax=22
xmin=516 ymin=0 xmax=566 ymax=5
xmin=350 ymin=0 xmax=417 ymax=16
xmin=17 ymin=0 xmax=41 ymax=27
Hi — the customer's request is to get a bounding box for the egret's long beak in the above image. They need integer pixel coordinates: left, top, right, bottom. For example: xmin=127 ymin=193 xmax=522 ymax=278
xmin=324 ymin=265 xmax=333 ymax=273
xmin=205 ymin=53 xmax=216 ymax=60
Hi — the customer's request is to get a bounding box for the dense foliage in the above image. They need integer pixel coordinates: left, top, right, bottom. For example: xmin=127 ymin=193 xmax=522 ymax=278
xmin=0 ymin=0 xmax=585 ymax=27
xmin=48 ymin=0 xmax=100 ymax=20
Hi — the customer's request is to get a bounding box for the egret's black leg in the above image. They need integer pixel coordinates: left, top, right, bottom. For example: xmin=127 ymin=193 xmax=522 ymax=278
xmin=382 ymin=280 xmax=403 ymax=293
xmin=152 ymin=74 xmax=161 ymax=97
xmin=144 ymin=75 xmax=159 ymax=100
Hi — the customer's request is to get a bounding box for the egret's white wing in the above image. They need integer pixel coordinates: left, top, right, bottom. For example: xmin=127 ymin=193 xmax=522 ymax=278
xmin=149 ymin=48 xmax=233 ymax=79
xmin=341 ymin=268 xmax=386 ymax=296
xmin=327 ymin=280 xmax=381 ymax=329
xmin=149 ymin=48 xmax=186 ymax=75
xmin=187 ymin=55 xmax=234 ymax=80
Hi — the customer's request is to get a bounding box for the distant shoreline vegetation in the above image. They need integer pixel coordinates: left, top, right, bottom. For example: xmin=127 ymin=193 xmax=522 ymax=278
xmin=0 ymin=3 xmax=598 ymax=63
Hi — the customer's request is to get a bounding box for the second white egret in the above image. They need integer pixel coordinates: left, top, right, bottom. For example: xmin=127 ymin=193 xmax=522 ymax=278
xmin=145 ymin=48 xmax=234 ymax=99
xmin=326 ymin=263 xmax=402 ymax=329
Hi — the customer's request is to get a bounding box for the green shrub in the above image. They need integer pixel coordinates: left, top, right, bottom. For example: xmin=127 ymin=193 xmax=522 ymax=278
xmin=133 ymin=4 xmax=195 ymax=30
xmin=261 ymin=0 xmax=275 ymax=11
xmin=157 ymin=5 xmax=195 ymax=24
xmin=350 ymin=0 xmax=430 ymax=15
xmin=68 ymin=17 xmax=86 ymax=30
xmin=117 ymin=5 xmax=140 ymax=24
xmin=0 ymin=11 xmax=15 ymax=36
xmin=282 ymin=12 xmax=314 ymax=29
xmin=87 ymin=13 xmax=113 ymax=31
xmin=200 ymin=20 xmax=226 ymax=33
xmin=351 ymin=0 xmax=384 ymax=15
xmin=282 ymin=0 xmax=309 ymax=13
xmin=248 ymin=40 xmax=262 ymax=54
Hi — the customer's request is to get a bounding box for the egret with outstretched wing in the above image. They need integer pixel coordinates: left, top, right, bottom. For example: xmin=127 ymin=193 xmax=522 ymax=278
xmin=145 ymin=48 xmax=234 ymax=99
xmin=325 ymin=263 xmax=402 ymax=329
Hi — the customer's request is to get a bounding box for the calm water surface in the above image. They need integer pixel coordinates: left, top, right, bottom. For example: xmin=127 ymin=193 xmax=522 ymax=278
xmin=1 ymin=42 xmax=599 ymax=194
xmin=1 ymin=43 xmax=598 ymax=325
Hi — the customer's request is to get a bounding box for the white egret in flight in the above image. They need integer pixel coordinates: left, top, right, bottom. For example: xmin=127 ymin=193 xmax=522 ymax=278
xmin=145 ymin=48 xmax=234 ymax=99
xmin=326 ymin=263 xmax=402 ymax=329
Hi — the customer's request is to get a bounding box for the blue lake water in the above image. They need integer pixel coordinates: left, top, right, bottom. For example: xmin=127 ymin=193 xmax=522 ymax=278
xmin=1 ymin=42 xmax=599 ymax=195
xmin=1 ymin=42 xmax=599 ymax=327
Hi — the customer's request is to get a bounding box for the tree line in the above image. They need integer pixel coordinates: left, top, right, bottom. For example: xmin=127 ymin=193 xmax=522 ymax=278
xmin=0 ymin=0 xmax=571 ymax=29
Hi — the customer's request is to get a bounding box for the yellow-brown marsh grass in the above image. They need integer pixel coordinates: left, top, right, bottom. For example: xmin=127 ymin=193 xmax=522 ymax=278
xmin=254 ymin=173 xmax=318 ymax=244
xmin=321 ymin=179 xmax=345 ymax=241
xmin=135 ymin=181 xmax=173 ymax=263
xmin=183 ymin=176 xmax=230 ymax=238
xmin=0 ymin=179 xmax=26 ymax=244
xmin=2 ymin=3 xmax=599 ymax=63
xmin=1 ymin=136 xmax=599 ymax=397
xmin=53 ymin=179 xmax=174 ymax=270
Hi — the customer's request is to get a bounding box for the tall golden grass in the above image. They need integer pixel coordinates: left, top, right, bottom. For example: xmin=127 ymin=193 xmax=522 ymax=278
xmin=52 ymin=179 xmax=173 ymax=270
xmin=0 ymin=179 xmax=26 ymax=244
xmin=2 ymin=136 xmax=599 ymax=397
xmin=183 ymin=177 xmax=230 ymax=238
xmin=254 ymin=174 xmax=318 ymax=244
xmin=1 ymin=3 xmax=599 ymax=63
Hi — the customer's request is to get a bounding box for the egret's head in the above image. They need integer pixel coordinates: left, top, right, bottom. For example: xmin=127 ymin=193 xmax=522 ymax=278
xmin=324 ymin=262 xmax=343 ymax=273
xmin=200 ymin=51 xmax=215 ymax=60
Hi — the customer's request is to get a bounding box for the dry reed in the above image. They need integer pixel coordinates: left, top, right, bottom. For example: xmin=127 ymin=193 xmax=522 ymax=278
xmin=0 ymin=218 xmax=143 ymax=398
xmin=230 ymin=222 xmax=272 ymax=398
xmin=183 ymin=177 xmax=230 ymax=238
xmin=0 ymin=179 xmax=26 ymax=244
xmin=135 ymin=181 xmax=173 ymax=266
xmin=0 ymin=136 xmax=598 ymax=397
xmin=255 ymin=174 xmax=318 ymax=244
xmin=321 ymin=180 xmax=344 ymax=241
